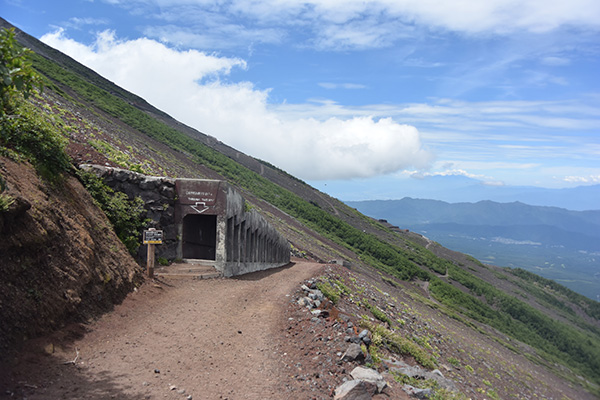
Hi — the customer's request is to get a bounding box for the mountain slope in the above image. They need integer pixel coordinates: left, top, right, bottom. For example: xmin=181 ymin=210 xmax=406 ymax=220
xmin=2 ymin=19 xmax=600 ymax=398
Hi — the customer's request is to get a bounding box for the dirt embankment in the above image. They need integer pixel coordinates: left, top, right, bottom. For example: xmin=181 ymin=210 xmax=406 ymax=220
xmin=0 ymin=156 xmax=143 ymax=355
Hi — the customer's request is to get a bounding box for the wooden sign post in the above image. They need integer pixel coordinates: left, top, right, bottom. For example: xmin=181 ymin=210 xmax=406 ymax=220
xmin=143 ymin=228 xmax=163 ymax=278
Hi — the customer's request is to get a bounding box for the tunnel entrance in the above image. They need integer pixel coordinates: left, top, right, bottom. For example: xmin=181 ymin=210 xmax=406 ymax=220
xmin=182 ymin=214 xmax=217 ymax=260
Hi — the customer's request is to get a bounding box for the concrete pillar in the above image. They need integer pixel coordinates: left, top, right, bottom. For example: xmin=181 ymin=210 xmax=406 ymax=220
xmin=233 ymin=217 xmax=240 ymax=262
xmin=226 ymin=217 xmax=233 ymax=261
xmin=216 ymin=215 xmax=227 ymax=266
xmin=240 ymin=221 xmax=246 ymax=263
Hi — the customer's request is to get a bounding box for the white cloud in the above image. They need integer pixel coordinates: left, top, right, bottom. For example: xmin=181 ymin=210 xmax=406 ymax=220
xmin=41 ymin=29 xmax=433 ymax=180
xmin=408 ymin=168 xmax=495 ymax=182
xmin=143 ymin=23 xmax=284 ymax=50
xmin=541 ymin=56 xmax=571 ymax=66
xmin=564 ymin=175 xmax=600 ymax=184
xmin=65 ymin=17 xmax=109 ymax=29
xmin=101 ymin=0 xmax=600 ymax=52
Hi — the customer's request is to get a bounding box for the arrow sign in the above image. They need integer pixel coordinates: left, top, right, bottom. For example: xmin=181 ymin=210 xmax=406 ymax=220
xmin=191 ymin=201 xmax=209 ymax=214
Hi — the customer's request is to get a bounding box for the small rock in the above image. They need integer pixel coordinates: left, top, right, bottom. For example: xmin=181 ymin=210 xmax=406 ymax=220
xmin=350 ymin=366 xmax=387 ymax=394
xmin=308 ymin=289 xmax=324 ymax=302
xmin=298 ymin=297 xmax=314 ymax=308
xmin=341 ymin=343 xmax=365 ymax=363
xmin=402 ymin=384 xmax=432 ymax=399
xmin=432 ymin=369 xmax=444 ymax=378
xmin=333 ymin=380 xmax=371 ymax=400
xmin=43 ymin=343 xmax=54 ymax=355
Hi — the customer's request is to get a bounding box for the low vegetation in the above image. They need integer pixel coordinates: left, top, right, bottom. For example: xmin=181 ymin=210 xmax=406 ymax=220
xmin=76 ymin=169 xmax=147 ymax=254
xmin=0 ymin=173 xmax=14 ymax=211
xmin=363 ymin=320 xmax=437 ymax=369
xmin=1 ymin=29 xmax=70 ymax=181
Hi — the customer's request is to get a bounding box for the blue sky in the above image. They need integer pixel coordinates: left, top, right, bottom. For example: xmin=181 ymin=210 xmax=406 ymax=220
xmin=3 ymin=0 xmax=600 ymax=201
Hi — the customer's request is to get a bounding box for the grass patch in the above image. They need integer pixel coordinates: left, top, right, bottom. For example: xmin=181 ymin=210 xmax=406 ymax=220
xmin=316 ymin=281 xmax=340 ymax=304
xmin=362 ymin=321 xmax=436 ymax=370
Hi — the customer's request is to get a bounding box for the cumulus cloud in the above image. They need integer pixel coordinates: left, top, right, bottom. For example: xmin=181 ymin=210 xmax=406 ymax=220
xmin=41 ymin=30 xmax=432 ymax=180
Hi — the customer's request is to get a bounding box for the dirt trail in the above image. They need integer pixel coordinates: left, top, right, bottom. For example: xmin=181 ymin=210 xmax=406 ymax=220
xmin=1 ymin=261 xmax=324 ymax=400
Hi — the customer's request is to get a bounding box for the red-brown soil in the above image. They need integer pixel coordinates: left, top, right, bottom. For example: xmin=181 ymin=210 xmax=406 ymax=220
xmin=0 ymin=261 xmax=327 ymax=400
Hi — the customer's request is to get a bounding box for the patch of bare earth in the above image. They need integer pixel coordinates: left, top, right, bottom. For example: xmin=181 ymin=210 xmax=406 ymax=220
xmin=0 ymin=261 xmax=326 ymax=400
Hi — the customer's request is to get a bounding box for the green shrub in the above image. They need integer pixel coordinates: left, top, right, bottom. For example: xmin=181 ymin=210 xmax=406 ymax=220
xmin=1 ymin=28 xmax=43 ymax=112
xmin=0 ymin=101 xmax=71 ymax=180
xmin=316 ymin=281 xmax=340 ymax=304
xmin=448 ymin=357 xmax=460 ymax=367
xmin=157 ymin=257 xmax=169 ymax=266
xmin=0 ymin=192 xmax=14 ymax=212
xmin=0 ymin=28 xmax=69 ymax=180
xmin=363 ymin=321 xmax=436 ymax=370
xmin=362 ymin=299 xmax=393 ymax=325
xmin=0 ymin=173 xmax=14 ymax=211
xmin=77 ymin=169 xmax=148 ymax=254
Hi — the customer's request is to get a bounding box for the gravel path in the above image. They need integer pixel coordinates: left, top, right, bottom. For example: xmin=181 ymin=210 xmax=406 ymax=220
xmin=0 ymin=261 xmax=324 ymax=400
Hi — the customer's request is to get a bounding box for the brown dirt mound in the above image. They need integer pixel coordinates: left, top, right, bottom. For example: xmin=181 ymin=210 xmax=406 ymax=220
xmin=0 ymin=156 xmax=143 ymax=357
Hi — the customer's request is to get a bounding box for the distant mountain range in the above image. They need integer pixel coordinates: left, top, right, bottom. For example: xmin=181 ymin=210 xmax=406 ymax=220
xmin=347 ymin=198 xmax=600 ymax=300
xmin=337 ymin=175 xmax=600 ymax=211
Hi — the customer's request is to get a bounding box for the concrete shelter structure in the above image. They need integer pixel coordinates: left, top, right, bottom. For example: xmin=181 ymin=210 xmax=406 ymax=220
xmin=80 ymin=165 xmax=290 ymax=277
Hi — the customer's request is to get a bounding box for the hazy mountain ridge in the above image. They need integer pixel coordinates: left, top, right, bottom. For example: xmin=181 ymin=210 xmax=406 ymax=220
xmin=344 ymin=174 xmax=600 ymax=211
xmin=347 ymin=197 xmax=600 ymax=236
xmin=2 ymin=19 xmax=600 ymax=398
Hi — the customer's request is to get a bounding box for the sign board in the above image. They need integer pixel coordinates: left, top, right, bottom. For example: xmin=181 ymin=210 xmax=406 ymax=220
xmin=176 ymin=180 xmax=221 ymax=214
xmin=178 ymin=183 xmax=218 ymax=205
xmin=143 ymin=230 xmax=163 ymax=244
